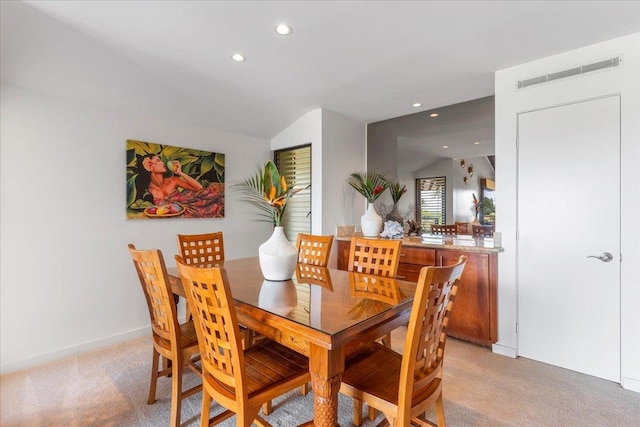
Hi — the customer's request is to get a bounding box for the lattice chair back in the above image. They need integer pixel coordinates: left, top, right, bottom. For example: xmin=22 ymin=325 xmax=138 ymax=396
xmin=128 ymin=244 xmax=178 ymax=344
xmin=347 ymin=237 xmax=402 ymax=277
xmin=397 ymin=255 xmax=467 ymax=425
xmin=175 ymin=257 xmax=246 ymax=399
xmin=177 ymin=232 xmax=225 ymax=265
xmin=296 ymin=233 xmax=334 ymax=267
xmin=472 ymin=224 xmax=495 ymax=237
xmin=430 ymin=224 xmax=457 ymax=235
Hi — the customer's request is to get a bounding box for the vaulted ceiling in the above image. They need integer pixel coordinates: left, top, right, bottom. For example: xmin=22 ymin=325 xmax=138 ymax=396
xmin=2 ymin=1 xmax=639 ymax=150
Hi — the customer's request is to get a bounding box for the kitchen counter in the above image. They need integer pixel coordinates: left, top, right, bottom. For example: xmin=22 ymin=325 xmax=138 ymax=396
xmin=336 ymin=233 xmax=501 ymax=346
xmin=336 ymin=234 xmax=503 ymax=254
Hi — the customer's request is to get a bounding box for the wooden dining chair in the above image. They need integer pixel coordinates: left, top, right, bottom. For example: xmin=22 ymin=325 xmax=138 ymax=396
xmin=454 ymin=222 xmax=470 ymax=235
xmin=472 ymin=224 xmax=494 ymax=237
xmin=340 ymin=255 xmax=467 ymax=427
xmin=348 ymin=236 xmax=402 ymax=278
xmin=348 ymin=237 xmax=402 ymax=350
xmin=175 ymin=256 xmax=311 ymax=427
xmin=176 ymin=231 xmax=225 ymax=265
xmin=430 ymin=224 xmax=456 ymax=235
xmin=127 ymin=244 xmax=201 ymax=427
xmin=296 ymin=233 xmax=334 ymax=267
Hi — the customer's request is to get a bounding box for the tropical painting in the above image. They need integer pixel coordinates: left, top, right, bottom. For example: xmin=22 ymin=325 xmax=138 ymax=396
xmin=126 ymin=140 xmax=225 ymax=219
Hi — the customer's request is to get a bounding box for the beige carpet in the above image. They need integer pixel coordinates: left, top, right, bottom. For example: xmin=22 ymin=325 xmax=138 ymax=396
xmin=1 ymin=328 xmax=639 ymax=426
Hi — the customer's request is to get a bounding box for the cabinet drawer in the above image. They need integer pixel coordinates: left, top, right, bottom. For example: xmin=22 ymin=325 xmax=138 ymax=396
xmin=399 ymin=246 xmax=436 ymax=265
xmin=396 ymin=263 xmax=423 ymax=282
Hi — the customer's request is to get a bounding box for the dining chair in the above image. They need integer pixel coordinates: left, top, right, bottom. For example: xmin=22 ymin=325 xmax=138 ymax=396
xmin=472 ymin=224 xmax=494 ymax=237
xmin=430 ymin=224 xmax=457 ymax=235
xmin=340 ymin=255 xmax=467 ymax=427
xmin=454 ymin=222 xmax=470 ymax=235
xmin=175 ymin=256 xmax=311 ymax=427
xmin=348 ymin=236 xmax=402 ymax=278
xmin=176 ymin=231 xmax=225 ymax=265
xmin=176 ymin=232 xmax=225 ymax=322
xmin=348 ymin=237 xmax=402 ymax=350
xmin=296 ymin=233 xmax=334 ymax=267
xmin=127 ymin=244 xmax=201 ymax=427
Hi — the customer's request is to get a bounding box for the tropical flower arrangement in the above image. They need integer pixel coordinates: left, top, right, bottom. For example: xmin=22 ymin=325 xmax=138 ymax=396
xmin=234 ymin=160 xmax=304 ymax=227
xmin=387 ymin=180 xmax=407 ymax=204
xmin=347 ymin=171 xmax=388 ymax=203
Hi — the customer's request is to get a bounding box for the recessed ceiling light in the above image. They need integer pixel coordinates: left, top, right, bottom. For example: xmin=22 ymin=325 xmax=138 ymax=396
xmin=413 ymin=103 xmax=422 ymax=108
xmin=442 ymin=145 xmax=449 ymax=149
xmin=275 ymin=24 xmax=293 ymax=35
xmin=231 ymin=53 xmax=246 ymax=62
xmin=474 ymin=141 xmax=480 ymax=145
xmin=430 ymin=113 xmax=439 ymax=117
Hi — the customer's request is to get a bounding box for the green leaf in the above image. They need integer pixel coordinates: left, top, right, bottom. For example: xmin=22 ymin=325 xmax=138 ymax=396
xmin=199 ymin=156 xmax=214 ymax=178
xmin=127 ymin=174 xmax=138 ymax=207
xmin=215 ymin=153 xmax=225 ymax=167
xmin=126 ymin=140 xmax=160 ymax=156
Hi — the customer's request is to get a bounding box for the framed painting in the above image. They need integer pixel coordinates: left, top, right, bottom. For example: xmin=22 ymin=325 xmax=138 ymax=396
xmin=126 ymin=140 xmax=225 ymax=219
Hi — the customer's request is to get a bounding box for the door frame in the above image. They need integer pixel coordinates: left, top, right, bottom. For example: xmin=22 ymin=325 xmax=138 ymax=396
xmin=515 ymin=94 xmax=622 ymax=382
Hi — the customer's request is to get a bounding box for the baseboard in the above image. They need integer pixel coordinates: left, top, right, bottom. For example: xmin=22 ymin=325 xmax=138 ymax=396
xmin=492 ymin=342 xmax=517 ymax=358
xmin=0 ymin=326 xmax=151 ymax=375
xmin=622 ymin=376 xmax=640 ymax=393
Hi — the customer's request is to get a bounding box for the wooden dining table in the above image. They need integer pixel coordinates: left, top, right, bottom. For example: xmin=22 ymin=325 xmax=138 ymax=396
xmin=167 ymin=257 xmax=417 ymax=427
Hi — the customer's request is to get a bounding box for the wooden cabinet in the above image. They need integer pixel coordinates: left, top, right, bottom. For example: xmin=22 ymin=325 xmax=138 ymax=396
xmin=336 ymin=239 xmax=498 ymax=346
xmin=438 ymin=250 xmax=497 ymax=346
xmin=397 ymin=246 xmax=436 ymax=282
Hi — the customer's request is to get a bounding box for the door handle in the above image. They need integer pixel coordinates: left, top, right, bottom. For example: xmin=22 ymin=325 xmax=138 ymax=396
xmin=586 ymin=252 xmax=613 ymax=262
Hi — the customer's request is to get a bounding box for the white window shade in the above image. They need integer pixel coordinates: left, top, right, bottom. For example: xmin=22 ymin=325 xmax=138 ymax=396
xmin=275 ymin=145 xmax=311 ymax=241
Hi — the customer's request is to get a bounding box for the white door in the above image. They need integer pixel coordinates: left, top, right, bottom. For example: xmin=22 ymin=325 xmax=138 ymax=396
xmin=517 ymin=95 xmax=620 ymax=382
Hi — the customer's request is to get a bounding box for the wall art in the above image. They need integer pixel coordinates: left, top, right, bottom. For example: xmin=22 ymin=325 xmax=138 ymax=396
xmin=126 ymin=139 xmax=224 ymax=219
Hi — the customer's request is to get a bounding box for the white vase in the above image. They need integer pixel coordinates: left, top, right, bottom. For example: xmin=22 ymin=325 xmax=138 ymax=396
xmin=258 ymin=226 xmax=298 ymax=281
xmin=258 ymin=279 xmax=298 ymax=317
xmin=361 ymin=203 xmax=382 ymax=237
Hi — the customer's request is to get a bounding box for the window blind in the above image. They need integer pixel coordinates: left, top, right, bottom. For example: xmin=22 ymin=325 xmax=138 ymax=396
xmin=275 ymin=145 xmax=311 ymax=242
xmin=416 ymin=176 xmax=446 ymax=228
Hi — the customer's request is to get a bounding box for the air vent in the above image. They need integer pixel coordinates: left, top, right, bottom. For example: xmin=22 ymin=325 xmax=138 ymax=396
xmin=517 ymin=56 xmax=621 ymax=89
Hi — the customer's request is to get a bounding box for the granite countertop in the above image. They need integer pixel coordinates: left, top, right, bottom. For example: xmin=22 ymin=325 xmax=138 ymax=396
xmin=336 ymin=234 xmax=503 ymax=253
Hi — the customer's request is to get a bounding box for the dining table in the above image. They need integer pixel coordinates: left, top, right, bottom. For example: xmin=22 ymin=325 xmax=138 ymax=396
xmin=167 ymin=257 xmax=417 ymax=427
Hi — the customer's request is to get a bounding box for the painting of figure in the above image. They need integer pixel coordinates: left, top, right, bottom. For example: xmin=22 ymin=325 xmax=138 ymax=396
xmin=126 ymin=140 xmax=224 ymax=219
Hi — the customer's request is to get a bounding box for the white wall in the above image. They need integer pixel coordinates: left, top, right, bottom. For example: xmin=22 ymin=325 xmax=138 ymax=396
xmin=271 ymin=108 xmax=366 ymax=267
xmin=495 ymin=33 xmax=640 ymax=391
xmin=321 ymin=110 xmax=367 ymax=236
xmin=0 ymin=86 xmax=272 ymax=373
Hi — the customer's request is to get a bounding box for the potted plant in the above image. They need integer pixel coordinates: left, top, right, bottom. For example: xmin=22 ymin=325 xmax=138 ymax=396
xmin=347 ymin=171 xmax=388 ymax=237
xmin=235 ymin=160 xmax=304 ymax=280
xmin=385 ymin=179 xmax=407 ymax=225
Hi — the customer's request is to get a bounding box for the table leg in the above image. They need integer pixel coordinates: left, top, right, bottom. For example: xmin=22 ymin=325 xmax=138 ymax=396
xmin=309 ymin=344 xmax=344 ymax=427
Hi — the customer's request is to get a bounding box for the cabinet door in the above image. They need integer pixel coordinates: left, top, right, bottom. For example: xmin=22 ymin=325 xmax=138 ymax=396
xmin=438 ymin=250 xmax=495 ymax=346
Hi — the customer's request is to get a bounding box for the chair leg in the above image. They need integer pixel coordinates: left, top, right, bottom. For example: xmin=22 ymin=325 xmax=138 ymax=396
xmin=169 ymin=358 xmax=183 ymax=427
xmin=262 ymin=400 xmax=273 ymax=415
xmin=381 ymin=332 xmax=392 ymax=348
xmin=201 ymin=390 xmax=212 ymax=427
xmin=435 ymin=392 xmax=446 ymax=427
xmin=368 ymin=405 xmax=377 ymax=421
xmin=300 ymin=382 xmax=310 ymax=396
xmin=148 ymin=348 xmax=160 ymax=404
xmin=353 ymin=398 xmax=363 ymax=427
